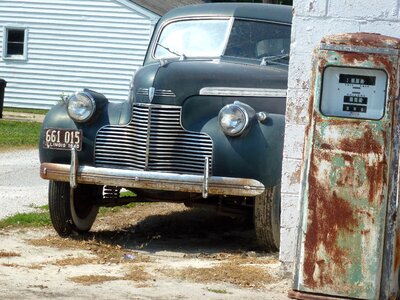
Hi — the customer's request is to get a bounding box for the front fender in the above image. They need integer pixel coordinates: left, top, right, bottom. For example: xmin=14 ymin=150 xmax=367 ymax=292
xmin=202 ymin=114 xmax=285 ymax=187
xmin=39 ymin=92 xmax=132 ymax=166
xmin=182 ymin=96 xmax=285 ymax=187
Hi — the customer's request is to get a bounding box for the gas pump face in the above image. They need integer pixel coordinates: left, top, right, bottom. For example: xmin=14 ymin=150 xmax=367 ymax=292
xmin=320 ymin=66 xmax=387 ymax=120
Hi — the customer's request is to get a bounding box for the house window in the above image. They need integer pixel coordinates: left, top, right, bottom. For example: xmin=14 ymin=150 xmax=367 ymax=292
xmin=3 ymin=26 xmax=28 ymax=60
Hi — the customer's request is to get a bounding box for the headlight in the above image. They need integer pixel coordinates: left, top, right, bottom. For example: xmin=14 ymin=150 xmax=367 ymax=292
xmin=218 ymin=101 xmax=254 ymax=136
xmin=67 ymin=91 xmax=96 ymax=123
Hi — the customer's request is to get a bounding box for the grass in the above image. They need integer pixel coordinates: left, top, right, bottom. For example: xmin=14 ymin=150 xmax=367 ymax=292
xmin=162 ymin=262 xmax=273 ymax=288
xmin=0 ymin=120 xmax=41 ymax=150
xmin=98 ymin=190 xmax=138 ymax=215
xmin=0 ymin=251 xmax=21 ymax=258
xmin=68 ymin=275 xmax=121 ymax=286
xmin=206 ymin=288 xmax=229 ymax=294
xmin=0 ymin=210 xmax=51 ymax=229
xmin=120 ymin=190 xmax=136 ymax=198
xmin=0 ymin=195 xmax=140 ymax=229
xmin=98 ymin=202 xmax=138 ymax=215
xmin=68 ymin=265 xmax=153 ymax=286
xmin=0 ymin=205 xmax=51 ymax=229
xmin=3 ymin=107 xmax=48 ymax=115
xmin=0 ymin=200 xmax=139 ymax=229
xmin=30 ymin=235 xmax=152 ymax=266
xmin=32 ymin=204 xmax=48 ymax=210
xmin=53 ymin=256 xmax=98 ymax=267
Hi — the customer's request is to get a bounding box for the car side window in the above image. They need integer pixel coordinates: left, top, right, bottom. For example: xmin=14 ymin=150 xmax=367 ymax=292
xmin=224 ymin=20 xmax=291 ymax=61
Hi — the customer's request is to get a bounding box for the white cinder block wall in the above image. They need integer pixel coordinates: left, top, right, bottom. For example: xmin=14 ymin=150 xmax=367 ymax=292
xmin=280 ymin=0 xmax=400 ymax=264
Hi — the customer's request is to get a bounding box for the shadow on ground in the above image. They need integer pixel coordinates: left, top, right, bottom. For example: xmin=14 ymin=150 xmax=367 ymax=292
xmin=81 ymin=206 xmax=262 ymax=255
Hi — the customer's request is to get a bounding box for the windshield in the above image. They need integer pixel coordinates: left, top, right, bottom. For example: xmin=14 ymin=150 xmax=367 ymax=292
xmin=153 ymin=18 xmax=291 ymax=62
xmin=154 ymin=19 xmax=230 ymax=59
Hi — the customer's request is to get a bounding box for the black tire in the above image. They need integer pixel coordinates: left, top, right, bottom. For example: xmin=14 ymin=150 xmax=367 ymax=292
xmin=48 ymin=181 xmax=101 ymax=236
xmin=254 ymin=184 xmax=281 ymax=252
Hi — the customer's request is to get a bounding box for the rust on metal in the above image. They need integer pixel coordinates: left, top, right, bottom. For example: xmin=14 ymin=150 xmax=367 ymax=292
xmin=303 ymin=93 xmax=389 ymax=296
xmin=292 ymin=32 xmax=400 ymax=299
xmin=40 ymin=162 xmax=265 ymax=197
xmin=394 ymin=232 xmax=400 ymax=271
xmin=288 ymin=290 xmax=360 ymax=300
xmin=321 ymin=32 xmax=400 ymax=50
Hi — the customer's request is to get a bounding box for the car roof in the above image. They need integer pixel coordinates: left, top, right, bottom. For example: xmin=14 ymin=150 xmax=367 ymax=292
xmin=161 ymin=3 xmax=292 ymax=24
xmin=131 ymin=0 xmax=206 ymax=16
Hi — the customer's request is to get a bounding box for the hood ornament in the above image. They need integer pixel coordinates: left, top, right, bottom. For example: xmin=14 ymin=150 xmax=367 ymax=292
xmin=148 ymin=87 xmax=155 ymax=102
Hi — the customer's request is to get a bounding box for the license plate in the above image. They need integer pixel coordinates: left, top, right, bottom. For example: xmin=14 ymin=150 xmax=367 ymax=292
xmin=43 ymin=128 xmax=83 ymax=151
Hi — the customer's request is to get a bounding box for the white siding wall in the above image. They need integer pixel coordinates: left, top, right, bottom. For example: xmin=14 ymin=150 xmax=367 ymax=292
xmin=0 ymin=0 xmax=158 ymax=109
xmin=280 ymin=0 xmax=400 ymax=264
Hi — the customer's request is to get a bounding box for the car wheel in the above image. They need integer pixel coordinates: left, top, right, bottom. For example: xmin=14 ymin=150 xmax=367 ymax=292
xmin=254 ymin=184 xmax=281 ymax=252
xmin=48 ymin=181 xmax=100 ymax=236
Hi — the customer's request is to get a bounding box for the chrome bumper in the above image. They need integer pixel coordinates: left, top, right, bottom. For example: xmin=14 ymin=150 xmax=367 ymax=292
xmin=40 ymin=163 xmax=265 ymax=197
xmin=41 ymin=148 xmax=264 ymax=197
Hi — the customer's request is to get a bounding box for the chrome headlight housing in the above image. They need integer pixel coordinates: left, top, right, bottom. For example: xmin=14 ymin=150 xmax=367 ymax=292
xmin=218 ymin=101 xmax=255 ymax=136
xmin=67 ymin=91 xmax=96 ymax=123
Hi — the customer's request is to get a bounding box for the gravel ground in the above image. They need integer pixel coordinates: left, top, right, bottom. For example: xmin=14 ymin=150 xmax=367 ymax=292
xmin=0 ymin=149 xmax=47 ymax=219
xmin=0 ymin=203 xmax=292 ymax=299
xmin=0 ymin=149 xmax=292 ymax=299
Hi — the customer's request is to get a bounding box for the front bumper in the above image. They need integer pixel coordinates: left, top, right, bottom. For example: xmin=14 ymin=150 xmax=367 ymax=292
xmin=40 ymin=159 xmax=265 ymax=198
xmin=40 ymin=148 xmax=264 ymax=198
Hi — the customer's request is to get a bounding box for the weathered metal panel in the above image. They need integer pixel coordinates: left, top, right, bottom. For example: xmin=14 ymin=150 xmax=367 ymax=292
xmin=40 ymin=162 xmax=265 ymax=197
xmin=292 ymin=33 xmax=400 ymax=299
xmin=0 ymin=0 xmax=159 ymax=109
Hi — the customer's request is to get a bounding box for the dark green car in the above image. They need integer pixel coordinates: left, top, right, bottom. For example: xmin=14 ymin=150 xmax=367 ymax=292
xmin=39 ymin=3 xmax=291 ymax=251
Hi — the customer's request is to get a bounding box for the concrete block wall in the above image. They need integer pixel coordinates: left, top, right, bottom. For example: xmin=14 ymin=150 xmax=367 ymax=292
xmin=280 ymin=0 xmax=400 ymax=263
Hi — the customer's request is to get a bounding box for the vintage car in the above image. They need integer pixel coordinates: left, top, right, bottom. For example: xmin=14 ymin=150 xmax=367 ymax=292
xmin=39 ymin=3 xmax=291 ymax=251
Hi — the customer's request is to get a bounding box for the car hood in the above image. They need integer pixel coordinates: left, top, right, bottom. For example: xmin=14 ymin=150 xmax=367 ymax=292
xmin=132 ymin=58 xmax=288 ymax=106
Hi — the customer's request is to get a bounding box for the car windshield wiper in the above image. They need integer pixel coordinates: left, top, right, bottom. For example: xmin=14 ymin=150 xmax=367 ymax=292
xmin=156 ymin=43 xmax=186 ymax=60
xmin=260 ymin=54 xmax=289 ymax=66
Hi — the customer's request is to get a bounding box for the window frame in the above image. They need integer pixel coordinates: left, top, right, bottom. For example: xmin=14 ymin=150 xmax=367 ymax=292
xmin=2 ymin=25 xmax=28 ymax=60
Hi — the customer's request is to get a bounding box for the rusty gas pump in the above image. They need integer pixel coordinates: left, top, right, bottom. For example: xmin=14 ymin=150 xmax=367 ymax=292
xmin=289 ymin=33 xmax=400 ymax=300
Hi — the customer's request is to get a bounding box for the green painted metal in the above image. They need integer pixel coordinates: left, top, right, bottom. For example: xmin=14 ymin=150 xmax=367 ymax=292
xmin=291 ymin=33 xmax=400 ymax=300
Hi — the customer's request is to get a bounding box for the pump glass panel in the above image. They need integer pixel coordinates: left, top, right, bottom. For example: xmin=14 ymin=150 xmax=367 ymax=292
xmin=320 ymin=67 xmax=387 ymax=120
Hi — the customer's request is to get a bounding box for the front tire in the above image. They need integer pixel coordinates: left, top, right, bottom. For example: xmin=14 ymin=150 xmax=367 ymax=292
xmin=254 ymin=184 xmax=281 ymax=252
xmin=48 ymin=181 xmax=101 ymax=236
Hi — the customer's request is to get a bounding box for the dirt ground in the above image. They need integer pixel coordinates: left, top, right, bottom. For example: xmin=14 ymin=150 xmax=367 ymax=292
xmin=0 ymin=203 xmax=292 ymax=299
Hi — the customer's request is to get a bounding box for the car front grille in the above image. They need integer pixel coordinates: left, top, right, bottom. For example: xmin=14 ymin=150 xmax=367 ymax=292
xmin=95 ymin=104 xmax=213 ymax=175
xmin=137 ymin=88 xmax=176 ymax=98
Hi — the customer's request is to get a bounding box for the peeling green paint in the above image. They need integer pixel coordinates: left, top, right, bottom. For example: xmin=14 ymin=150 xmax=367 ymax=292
xmin=353 ymin=156 xmax=367 ymax=183
xmin=293 ymin=33 xmax=400 ymax=300
xmin=329 ymin=155 xmax=345 ymax=186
